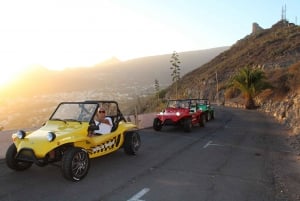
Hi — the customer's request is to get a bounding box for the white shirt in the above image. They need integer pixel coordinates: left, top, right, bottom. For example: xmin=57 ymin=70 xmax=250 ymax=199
xmin=94 ymin=117 xmax=113 ymax=134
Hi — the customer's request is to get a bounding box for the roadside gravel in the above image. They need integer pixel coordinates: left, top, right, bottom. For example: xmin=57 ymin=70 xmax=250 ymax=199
xmin=272 ymin=128 xmax=300 ymax=201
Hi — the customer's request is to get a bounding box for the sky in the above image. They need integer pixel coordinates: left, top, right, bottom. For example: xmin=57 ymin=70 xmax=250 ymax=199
xmin=0 ymin=0 xmax=299 ymax=86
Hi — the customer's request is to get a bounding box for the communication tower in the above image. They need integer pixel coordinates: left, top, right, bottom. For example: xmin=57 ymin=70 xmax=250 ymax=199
xmin=281 ymin=4 xmax=286 ymax=21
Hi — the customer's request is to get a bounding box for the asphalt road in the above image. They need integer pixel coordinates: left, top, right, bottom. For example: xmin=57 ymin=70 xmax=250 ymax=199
xmin=0 ymin=106 xmax=299 ymax=201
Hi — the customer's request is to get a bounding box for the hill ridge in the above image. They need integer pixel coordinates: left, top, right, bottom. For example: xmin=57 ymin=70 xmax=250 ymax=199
xmin=168 ymin=20 xmax=300 ymax=101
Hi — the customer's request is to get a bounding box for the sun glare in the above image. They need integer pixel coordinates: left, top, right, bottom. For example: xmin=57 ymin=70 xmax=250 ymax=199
xmin=0 ymin=0 xmax=196 ymax=88
xmin=0 ymin=74 xmax=11 ymax=87
xmin=0 ymin=68 xmax=23 ymax=88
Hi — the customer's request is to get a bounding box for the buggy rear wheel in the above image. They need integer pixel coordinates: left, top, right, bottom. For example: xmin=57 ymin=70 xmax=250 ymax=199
xmin=207 ymin=112 xmax=211 ymax=121
xmin=199 ymin=114 xmax=205 ymax=127
xmin=211 ymin=111 xmax=215 ymax=120
xmin=124 ymin=131 xmax=141 ymax=155
xmin=62 ymin=147 xmax=90 ymax=181
xmin=6 ymin=144 xmax=33 ymax=171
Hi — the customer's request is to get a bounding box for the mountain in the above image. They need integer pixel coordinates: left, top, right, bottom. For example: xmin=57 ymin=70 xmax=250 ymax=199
xmin=0 ymin=47 xmax=229 ymax=98
xmin=166 ymin=20 xmax=300 ymax=102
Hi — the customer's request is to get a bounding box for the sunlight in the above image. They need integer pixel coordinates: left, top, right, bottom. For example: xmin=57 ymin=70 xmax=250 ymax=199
xmin=0 ymin=73 xmax=13 ymax=87
xmin=0 ymin=0 xmax=196 ymax=88
xmin=0 ymin=65 xmax=25 ymax=87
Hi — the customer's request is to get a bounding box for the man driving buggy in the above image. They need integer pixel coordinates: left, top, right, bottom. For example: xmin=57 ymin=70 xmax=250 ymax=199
xmin=88 ymin=107 xmax=113 ymax=136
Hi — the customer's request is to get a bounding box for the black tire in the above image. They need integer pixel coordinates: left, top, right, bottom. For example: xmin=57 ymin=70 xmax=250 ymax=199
xmin=124 ymin=131 xmax=141 ymax=155
xmin=153 ymin=118 xmax=162 ymax=131
xmin=5 ymin=144 xmax=33 ymax=171
xmin=61 ymin=147 xmax=90 ymax=181
xmin=199 ymin=114 xmax=205 ymax=127
xmin=207 ymin=111 xmax=212 ymax=121
xmin=211 ymin=111 xmax=215 ymax=120
xmin=183 ymin=118 xmax=192 ymax=132
xmin=205 ymin=112 xmax=209 ymax=122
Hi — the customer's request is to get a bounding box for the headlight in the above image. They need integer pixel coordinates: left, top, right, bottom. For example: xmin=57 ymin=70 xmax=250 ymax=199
xmin=47 ymin=132 xmax=56 ymax=142
xmin=17 ymin=130 xmax=26 ymax=139
xmin=176 ymin=112 xmax=180 ymax=116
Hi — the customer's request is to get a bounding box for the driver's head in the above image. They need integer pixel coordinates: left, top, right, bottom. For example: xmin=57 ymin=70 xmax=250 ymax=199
xmin=97 ymin=107 xmax=106 ymax=115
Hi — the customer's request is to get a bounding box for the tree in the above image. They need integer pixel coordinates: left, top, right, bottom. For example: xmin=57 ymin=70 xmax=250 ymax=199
xmin=170 ymin=51 xmax=181 ymax=98
xmin=228 ymin=66 xmax=270 ymax=109
xmin=154 ymin=78 xmax=160 ymax=101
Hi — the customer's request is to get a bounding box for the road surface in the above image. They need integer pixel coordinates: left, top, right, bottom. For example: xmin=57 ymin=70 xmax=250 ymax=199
xmin=0 ymin=106 xmax=299 ymax=201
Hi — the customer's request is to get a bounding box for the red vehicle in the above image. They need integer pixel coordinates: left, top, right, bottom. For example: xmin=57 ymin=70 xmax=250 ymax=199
xmin=153 ymin=99 xmax=205 ymax=132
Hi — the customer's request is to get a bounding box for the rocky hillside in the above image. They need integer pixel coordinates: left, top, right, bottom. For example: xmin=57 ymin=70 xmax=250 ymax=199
xmin=166 ymin=20 xmax=300 ymax=102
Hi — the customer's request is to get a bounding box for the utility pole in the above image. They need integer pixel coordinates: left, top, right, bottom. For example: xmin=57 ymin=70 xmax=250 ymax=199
xmin=216 ymin=71 xmax=219 ymax=105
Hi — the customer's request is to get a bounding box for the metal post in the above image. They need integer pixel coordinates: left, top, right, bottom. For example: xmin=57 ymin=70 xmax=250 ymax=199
xmin=216 ymin=71 xmax=219 ymax=105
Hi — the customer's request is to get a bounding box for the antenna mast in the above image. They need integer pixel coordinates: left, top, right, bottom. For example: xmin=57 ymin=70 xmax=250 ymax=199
xmin=281 ymin=4 xmax=286 ymax=21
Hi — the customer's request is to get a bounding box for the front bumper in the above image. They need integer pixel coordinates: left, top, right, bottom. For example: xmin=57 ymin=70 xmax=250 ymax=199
xmin=16 ymin=148 xmax=47 ymax=166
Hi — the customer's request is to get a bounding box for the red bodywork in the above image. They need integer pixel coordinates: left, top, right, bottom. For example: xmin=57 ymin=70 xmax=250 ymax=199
xmin=153 ymin=99 xmax=205 ymax=132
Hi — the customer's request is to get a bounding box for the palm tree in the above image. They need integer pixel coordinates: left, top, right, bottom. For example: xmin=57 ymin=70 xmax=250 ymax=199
xmin=228 ymin=66 xmax=270 ymax=109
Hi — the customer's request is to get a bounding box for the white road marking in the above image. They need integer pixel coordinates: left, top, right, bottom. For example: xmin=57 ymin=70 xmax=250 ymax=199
xmin=203 ymin=140 xmax=225 ymax=148
xmin=203 ymin=140 xmax=213 ymax=148
xmin=204 ymin=141 xmax=293 ymax=155
xmin=127 ymin=188 xmax=150 ymax=201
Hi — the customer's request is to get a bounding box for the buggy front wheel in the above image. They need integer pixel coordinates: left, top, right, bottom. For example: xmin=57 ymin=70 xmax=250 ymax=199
xmin=61 ymin=147 xmax=90 ymax=181
xmin=183 ymin=118 xmax=192 ymax=132
xmin=6 ymin=143 xmax=33 ymax=171
xmin=153 ymin=118 xmax=162 ymax=131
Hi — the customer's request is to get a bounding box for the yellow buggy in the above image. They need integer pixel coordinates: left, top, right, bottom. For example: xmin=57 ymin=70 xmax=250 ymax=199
xmin=5 ymin=100 xmax=141 ymax=181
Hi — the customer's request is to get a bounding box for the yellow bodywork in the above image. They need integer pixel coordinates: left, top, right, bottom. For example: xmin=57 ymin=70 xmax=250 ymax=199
xmin=12 ymin=120 xmax=138 ymax=159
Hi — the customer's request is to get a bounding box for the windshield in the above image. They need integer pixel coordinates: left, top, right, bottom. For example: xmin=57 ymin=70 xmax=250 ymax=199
xmin=198 ymin=99 xmax=208 ymax=105
xmin=50 ymin=103 xmax=98 ymax=122
xmin=167 ymin=100 xmax=190 ymax=109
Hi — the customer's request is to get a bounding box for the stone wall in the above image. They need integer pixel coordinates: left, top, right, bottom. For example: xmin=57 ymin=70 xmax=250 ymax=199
xmin=225 ymin=93 xmax=300 ymax=154
xmin=258 ymin=93 xmax=300 ymax=154
xmin=259 ymin=93 xmax=300 ymax=134
xmin=225 ymin=93 xmax=300 ymax=133
xmin=252 ymin=22 xmax=264 ymax=34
